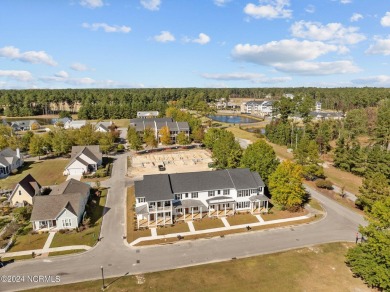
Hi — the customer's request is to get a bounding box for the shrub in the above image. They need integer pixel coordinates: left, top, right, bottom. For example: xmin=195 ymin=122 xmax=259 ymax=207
xmin=315 ymin=179 xmax=333 ymax=190
xmin=58 ymin=229 xmax=67 ymax=234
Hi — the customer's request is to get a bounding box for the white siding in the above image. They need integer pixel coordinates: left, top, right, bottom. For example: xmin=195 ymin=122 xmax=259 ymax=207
xmin=56 ymin=209 xmax=79 ymax=229
xmin=65 ymin=160 xmax=88 ymax=175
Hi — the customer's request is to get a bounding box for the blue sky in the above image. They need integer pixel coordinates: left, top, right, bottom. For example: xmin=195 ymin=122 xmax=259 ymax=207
xmin=0 ymin=0 xmax=389 ymax=89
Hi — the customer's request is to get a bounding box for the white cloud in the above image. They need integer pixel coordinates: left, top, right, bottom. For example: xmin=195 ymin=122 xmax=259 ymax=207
xmin=350 ymin=13 xmax=363 ymax=22
xmin=214 ymin=0 xmax=231 ymax=7
xmin=340 ymin=0 xmax=352 ymax=4
xmin=201 ymin=72 xmax=291 ymax=83
xmin=70 ymin=63 xmax=89 ymax=71
xmin=305 ymin=5 xmax=315 ymax=13
xmin=153 ymin=31 xmax=175 ymax=42
xmin=82 ymin=23 xmax=131 ymax=33
xmin=381 ymin=12 xmax=390 ymax=27
xmin=191 ymin=33 xmax=211 ymax=45
xmin=244 ymin=0 xmax=292 ymax=20
xmin=273 ymin=60 xmax=360 ymax=75
xmin=290 ymin=21 xmax=366 ymax=45
xmin=0 ymin=70 xmax=33 ymax=81
xmin=0 ymin=46 xmax=57 ymax=66
xmin=232 ymin=39 xmax=338 ymax=65
xmin=365 ymin=37 xmax=390 ymax=55
xmin=54 ymin=71 xmax=69 ymax=78
xmin=141 ymin=0 xmax=161 ymax=11
xmin=352 ymin=75 xmax=390 ymax=86
xmin=80 ymin=0 xmax=104 ymax=8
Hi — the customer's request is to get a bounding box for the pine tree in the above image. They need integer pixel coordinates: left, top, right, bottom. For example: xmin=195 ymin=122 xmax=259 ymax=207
xmin=356 ymin=173 xmax=390 ymax=212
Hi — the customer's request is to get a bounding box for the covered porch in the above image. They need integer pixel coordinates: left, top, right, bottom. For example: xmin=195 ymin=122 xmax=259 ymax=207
xmin=33 ymin=219 xmax=57 ymax=231
xmin=249 ymin=194 xmax=269 ymax=214
xmin=135 ymin=204 xmax=173 ymax=229
xmin=207 ymin=196 xmax=236 ymax=217
xmin=174 ymin=199 xmax=207 ymax=221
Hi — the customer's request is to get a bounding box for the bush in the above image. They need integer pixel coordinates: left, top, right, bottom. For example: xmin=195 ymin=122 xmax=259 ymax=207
xmin=58 ymin=229 xmax=67 ymax=234
xmin=315 ymin=179 xmax=333 ymax=190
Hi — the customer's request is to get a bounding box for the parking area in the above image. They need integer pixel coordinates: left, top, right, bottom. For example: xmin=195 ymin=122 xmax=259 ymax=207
xmin=128 ymin=149 xmax=213 ymax=178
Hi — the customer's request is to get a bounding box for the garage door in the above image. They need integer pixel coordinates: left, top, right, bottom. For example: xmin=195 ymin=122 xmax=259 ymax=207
xmin=68 ymin=168 xmax=84 ymax=175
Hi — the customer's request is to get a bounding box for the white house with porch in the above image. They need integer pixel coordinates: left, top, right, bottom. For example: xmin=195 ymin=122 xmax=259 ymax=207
xmin=63 ymin=145 xmax=102 ymax=176
xmin=0 ymin=148 xmax=23 ymax=178
xmin=134 ymin=168 xmax=269 ymax=229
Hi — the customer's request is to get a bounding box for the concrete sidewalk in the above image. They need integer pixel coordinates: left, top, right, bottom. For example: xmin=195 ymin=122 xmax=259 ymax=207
xmin=1 ymin=245 xmax=91 ymax=258
xmin=129 ymin=213 xmax=317 ymax=246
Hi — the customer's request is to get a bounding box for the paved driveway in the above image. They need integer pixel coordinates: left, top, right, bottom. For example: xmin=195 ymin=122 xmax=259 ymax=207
xmin=0 ymin=152 xmax=366 ymax=291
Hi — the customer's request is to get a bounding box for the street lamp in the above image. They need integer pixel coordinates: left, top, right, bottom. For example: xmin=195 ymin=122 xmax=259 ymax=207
xmin=100 ymin=265 xmax=105 ymax=291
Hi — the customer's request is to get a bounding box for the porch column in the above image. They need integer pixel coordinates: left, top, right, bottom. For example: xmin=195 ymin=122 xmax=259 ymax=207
xmin=208 ymin=206 xmax=210 ymax=217
xmin=163 ymin=211 xmax=166 ymax=225
xmin=147 ymin=215 xmax=150 ymax=227
xmin=267 ymin=200 xmax=269 ymax=211
xmin=183 ymin=208 xmax=186 ymax=221
xmin=217 ymin=204 xmax=219 ymax=217
xmin=200 ymin=207 xmax=202 ymax=219
xmin=137 ymin=218 xmax=140 ymax=229
xmin=233 ymin=203 xmax=235 ymax=214
xmin=155 ymin=211 xmax=157 ymax=226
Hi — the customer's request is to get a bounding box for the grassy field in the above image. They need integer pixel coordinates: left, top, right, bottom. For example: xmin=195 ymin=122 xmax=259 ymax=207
xmin=261 ymin=208 xmax=308 ymax=222
xmin=192 ymin=217 xmax=225 ymax=231
xmin=126 ymin=187 xmax=152 ymax=243
xmin=157 ymin=222 xmax=189 ymax=236
xmin=50 ymin=189 xmax=107 ymax=248
xmin=0 ymin=159 xmax=69 ymax=189
xmin=8 ymin=232 xmax=49 ymax=252
xmin=26 ymin=242 xmax=369 ymax=292
xmin=226 ymin=213 xmax=259 ymax=226
xmin=48 ymin=249 xmax=85 ymax=257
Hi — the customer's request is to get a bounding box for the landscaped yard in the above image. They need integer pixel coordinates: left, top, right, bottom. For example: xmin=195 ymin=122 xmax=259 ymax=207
xmin=261 ymin=208 xmax=309 ymax=222
xmin=50 ymin=189 xmax=107 ymax=248
xmin=48 ymin=249 xmax=85 ymax=257
xmin=192 ymin=217 xmax=225 ymax=231
xmin=0 ymin=158 xmax=69 ymax=189
xmin=8 ymin=232 xmax=49 ymax=252
xmin=226 ymin=213 xmax=259 ymax=226
xmin=126 ymin=186 xmax=152 ymax=243
xmin=156 ymin=222 xmax=189 ymax=236
xmin=26 ymin=242 xmax=369 ymax=292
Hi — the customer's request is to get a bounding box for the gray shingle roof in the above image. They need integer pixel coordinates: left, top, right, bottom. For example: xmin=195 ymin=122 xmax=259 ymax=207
xmin=50 ymin=179 xmax=90 ymax=199
xmin=65 ymin=145 xmax=102 ymax=169
xmin=30 ymin=193 xmax=83 ymax=221
xmin=135 ymin=168 xmax=265 ymax=202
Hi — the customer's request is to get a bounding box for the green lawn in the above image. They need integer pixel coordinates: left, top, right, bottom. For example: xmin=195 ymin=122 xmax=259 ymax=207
xmin=8 ymin=232 xmax=49 ymax=252
xmin=192 ymin=217 xmax=225 ymax=231
xmin=261 ymin=208 xmax=308 ymax=222
xmin=226 ymin=213 xmax=259 ymax=226
xmin=0 ymin=159 xmax=69 ymax=189
xmin=48 ymin=249 xmax=85 ymax=257
xmin=157 ymin=222 xmax=189 ymax=236
xmin=0 ymin=217 xmax=11 ymax=230
xmin=26 ymin=242 xmax=369 ymax=292
xmin=50 ymin=189 xmax=107 ymax=248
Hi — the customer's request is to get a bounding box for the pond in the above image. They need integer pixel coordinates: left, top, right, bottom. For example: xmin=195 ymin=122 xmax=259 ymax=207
xmin=208 ymin=115 xmax=259 ymax=124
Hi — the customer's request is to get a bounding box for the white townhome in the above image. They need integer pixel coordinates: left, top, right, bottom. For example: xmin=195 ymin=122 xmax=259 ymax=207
xmin=30 ymin=179 xmax=90 ymax=230
xmin=134 ymin=168 xmax=269 ymax=229
xmin=63 ymin=145 xmax=102 ymax=176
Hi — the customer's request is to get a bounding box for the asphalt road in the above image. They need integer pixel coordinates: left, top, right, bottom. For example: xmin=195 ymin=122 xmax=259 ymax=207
xmin=0 ymin=153 xmax=366 ymax=292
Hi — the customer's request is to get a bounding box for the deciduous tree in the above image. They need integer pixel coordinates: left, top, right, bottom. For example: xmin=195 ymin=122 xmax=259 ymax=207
xmin=159 ymin=126 xmax=171 ymax=145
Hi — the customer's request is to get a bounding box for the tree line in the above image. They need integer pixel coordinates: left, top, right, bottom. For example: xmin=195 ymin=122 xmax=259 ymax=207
xmin=1 ymin=87 xmax=389 ymax=117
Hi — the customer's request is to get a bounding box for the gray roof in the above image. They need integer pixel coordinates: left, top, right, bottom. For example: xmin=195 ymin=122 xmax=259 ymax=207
xmin=130 ymin=117 xmax=172 ymax=124
xmin=249 ymin=194 xmax=269 ymax=202
xmin=129 ymin=118 xmax=190 ymax=132
xmin=173 ymin=199 xmax=207 ymax=209
xmin=11 ymin=120 xmax=39 ymax=127
xmin=95 ymin=121 xmax=112 ymax=131
xmin=66 ymin=145 xmax=102 ymax=169
xmin=30 ymin=193 xmax=83 ymax=221
xmin=135 ymin=174 xmax=173 ymax=201
xmin=206 ymin=196 xmax=236 ymax=203
xmin=0 ymin=148 xmax=20 ymax=167
xmin=246 ymin=100 xmax=263 ymax=106
xmin=135 ymin=168 xmax=265 ymax=202
xmin=135 ymin=204 xmax=149 ymax=215
xmin=50 ymin=179 xmax=90 ymax=198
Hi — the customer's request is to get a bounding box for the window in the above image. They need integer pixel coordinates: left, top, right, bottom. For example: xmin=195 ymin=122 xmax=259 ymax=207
xmin=217 ymin=190 xmax=221 ymax=195
xmin=251 ymin=189 xmax=257 ymax=194
xmin=193 ymin=207 xmax=199 ymax=211
xmin=175 ymin=194 xmax=182 ymax=200
xmin=238 ymin=190 xmax=251 ymax=197
xmin=259 ymin=187 xmax=263 ymax=192
xmin=191 ymin=192 xmax=198 ymax=198
xmin=223 ymin=189 xmax=230 ymax=195
xmin=19 ymin=190 xmax=22 ymax=196
xmin=185 ymin=193 xmax=189 ymax=198
xmin=137 ymin=197 xmax=145 ymax=203
xmin=62 ymin=219 xmax=72 ymax=227
xmin=208 ymin=191 xmax=215 ymax=197
xmin=237 ymin=201 xmax=250 ymax=209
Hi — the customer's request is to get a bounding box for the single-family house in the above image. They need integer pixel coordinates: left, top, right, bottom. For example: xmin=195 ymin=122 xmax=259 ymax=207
xmin=30 ymin=179 xmax=90 ymax=230
xmin=10 ymin=120 xmax=40 ymax=131
xmin=134 ymin=168 xmax=269 ymax=229
xmin=129 ymin=118 xmax=190 ymax=144
xmin=8 ymin=174 xmax=41 ymax=207
xmin=63 ymin=145 xmax=102 ymax=176
xmin=137 ymin=111 xmax=159 ymax=118
xmin=52 ymin=117 xmax=72 ymax=127
xmin=64 ymin=120 xmax=87 ymax=129
xmin=0 ymin=148 xmax=23 ymax=177
xmin=95 ymin=121 xmax=113 ymax=133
